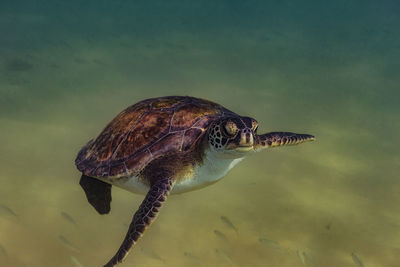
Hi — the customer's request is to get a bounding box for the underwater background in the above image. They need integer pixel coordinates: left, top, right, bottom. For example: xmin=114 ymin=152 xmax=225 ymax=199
xmin=1 ymin=1 xmax=399 ymax=266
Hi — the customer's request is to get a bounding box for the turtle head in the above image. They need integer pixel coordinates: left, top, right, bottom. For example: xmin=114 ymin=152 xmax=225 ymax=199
xmin=208 ymin=116 xmax=259 ymax=154
xmin=208 ymin=116 xmax=315 ymax=154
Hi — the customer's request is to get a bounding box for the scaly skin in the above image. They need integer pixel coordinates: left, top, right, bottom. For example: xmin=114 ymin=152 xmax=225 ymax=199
xmin=254 ymin=132 xmax=315 ymax=151
xmin=104 ymin=177 xmax=175 ymax=267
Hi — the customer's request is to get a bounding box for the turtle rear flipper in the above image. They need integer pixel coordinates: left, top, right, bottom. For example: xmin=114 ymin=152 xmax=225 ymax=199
xmin=79 ymin=175 xmax=112 ymax=215
xmin=104 ymin=177 xmax=174 ymax=267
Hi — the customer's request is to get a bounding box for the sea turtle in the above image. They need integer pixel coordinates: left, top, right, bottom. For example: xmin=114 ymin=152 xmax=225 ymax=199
xmin=75 ymin=96 xmax=315 ymax=266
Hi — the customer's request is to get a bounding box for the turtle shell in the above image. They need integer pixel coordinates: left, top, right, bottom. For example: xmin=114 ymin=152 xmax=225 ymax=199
xmin=75 ymin=96 xmax=236 ymax=179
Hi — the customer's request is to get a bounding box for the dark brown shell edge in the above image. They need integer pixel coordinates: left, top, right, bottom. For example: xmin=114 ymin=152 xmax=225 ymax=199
xmin=75 ymin=96 xmax=236 ymax=179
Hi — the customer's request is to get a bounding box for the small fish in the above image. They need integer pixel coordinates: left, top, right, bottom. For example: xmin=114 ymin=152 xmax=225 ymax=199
xmin=215 ymin=248 xmax=233 ymax=264
xmin=59 ymin=40 xmax=73 ymax=49
xmin=303 ymin=251 xmax=317 ymax=266
xmin=214 ymin=230 xmax=229 ymax=242
xmin=92 ymin=59 xmax=105 ymax=65
xmin=61 ymin=212 xmax=77 ymax=226
xmin=70 ymin=256 xmax=84 ymax=267
xmin=140 ymin=247 xmax=164 ymax=262
xmin=74 ymin=58 xmax=87 ymax=64
xmin=351 ymin=252 xmax=364 ymax=267
xmin=220 ymin=216 xmax=238 ymax=233
xmin=0 ymin=244 xmax=7 ymax=256
xmin=325 ymin=222 xmax=332 ymax=230
xmin=258 ymin=238 xmax=281 ymax=250
xmin=297 ymin=250 xmax=306 ymax=266
xmin=0 ymin=204 xmax=17 ymax=217
xmin=183 ymin=251 xmax=200 ymax=261
xmin=58 ymin=235 xmax=80 ymax=253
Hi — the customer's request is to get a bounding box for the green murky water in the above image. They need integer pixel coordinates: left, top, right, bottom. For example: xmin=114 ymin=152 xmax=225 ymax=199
xmin=1 ymin=1 xmax=399 ymax=266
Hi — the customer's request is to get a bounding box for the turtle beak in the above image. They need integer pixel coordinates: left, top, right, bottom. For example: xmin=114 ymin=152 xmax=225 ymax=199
xmin=239 ymin=132 xmax=254 ymax=147
xmin=254 ymin=132 xmax=315 ymax=151
xmin=236 ymin=131 xmax=254 ymax=152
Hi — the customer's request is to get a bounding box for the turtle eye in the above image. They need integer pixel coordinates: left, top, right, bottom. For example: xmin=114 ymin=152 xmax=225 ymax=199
xmin=224 ymin=121 xmax=238 ymax=136
xmin=251 ymin=120 xmax=258 ymax=132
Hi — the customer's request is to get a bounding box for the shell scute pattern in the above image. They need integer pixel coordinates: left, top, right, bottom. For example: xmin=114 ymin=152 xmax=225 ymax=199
xmin=124 ymin=149 xmax=152 ymax=175
xmin=84 ymin=101 xmax=150 ymax=162
xmin=171 ymin=102 xmax=221 ymax=131
xmin=149 ymin=97 xmax=181 ymax=109
xmin=182 ymin=128 xmax=204 ymax=151
xmin=113 ymin=110 xmax=173 ymax=160
xmin=75 ymin=96 xmax=235 ymax=179
xmin=148 ymin=131 xmax=185 ymax=155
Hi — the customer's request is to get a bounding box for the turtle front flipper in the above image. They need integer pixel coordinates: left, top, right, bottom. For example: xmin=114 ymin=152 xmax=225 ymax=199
xmin=254 ymin=132 xmax=315 ymax=151
xmin=104 ymin=177 xmax=175 ymax=267
xmin=80 ymin=175 xmax=112 ymax=215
